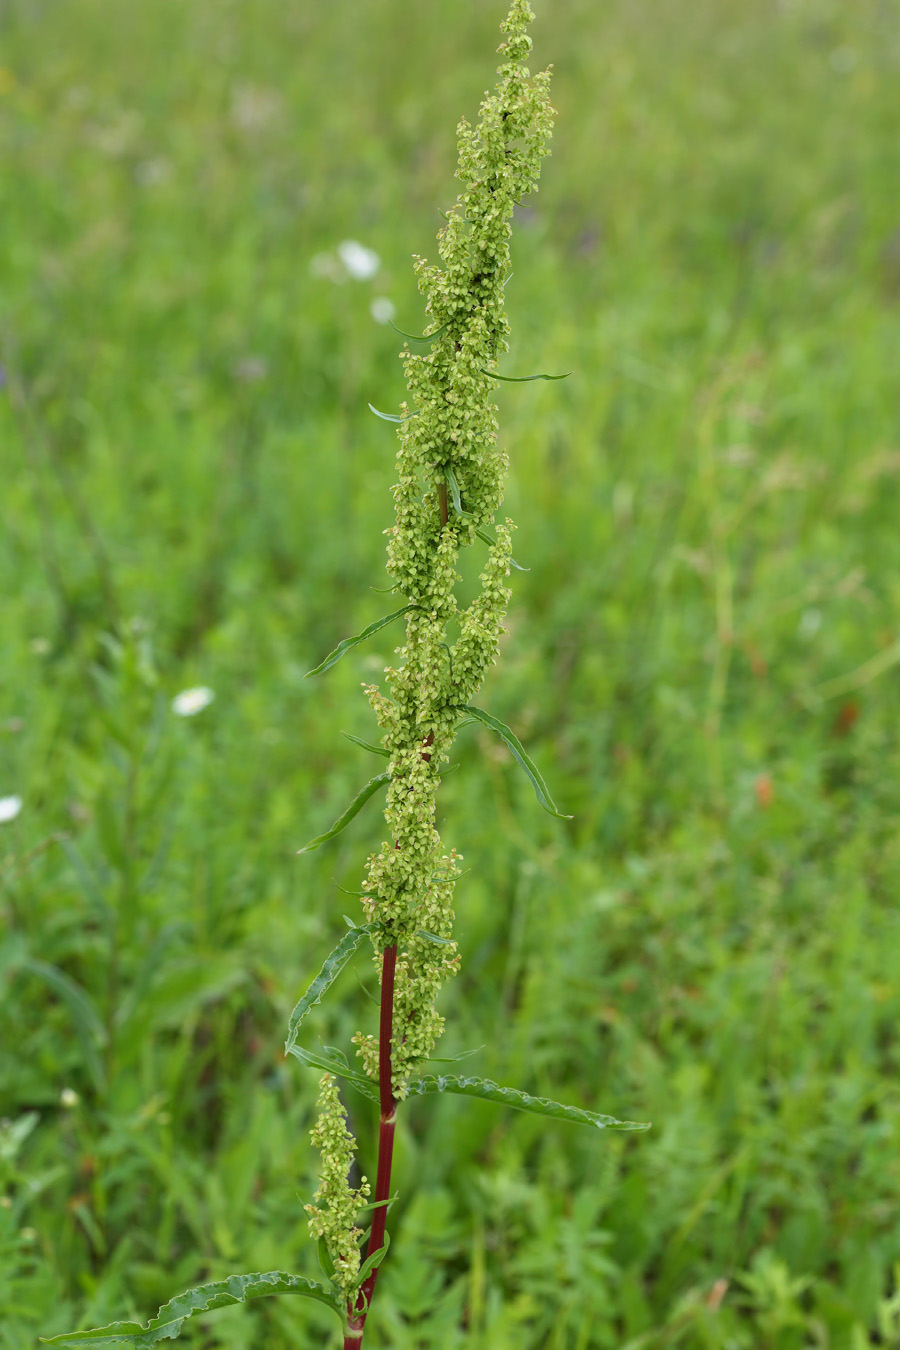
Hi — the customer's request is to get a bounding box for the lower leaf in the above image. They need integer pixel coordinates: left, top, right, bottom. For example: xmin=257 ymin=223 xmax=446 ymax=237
xmin=405 ymin=1074 xmax=650 ymax=1132
xmin=41 ymin=1271 xmax=342 ymax=1346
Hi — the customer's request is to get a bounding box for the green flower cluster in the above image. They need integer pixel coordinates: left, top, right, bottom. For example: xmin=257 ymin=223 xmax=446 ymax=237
xmin=304 ymin=1075 xmax=370 ymax=1294
xmin=360 ymin=0 xmax=554 ymax=1096
xmin=307 ymin=0 xmax=554 ymax=1265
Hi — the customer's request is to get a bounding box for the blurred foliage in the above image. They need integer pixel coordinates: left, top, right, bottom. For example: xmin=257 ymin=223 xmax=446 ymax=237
xmin=1 ymin=0 xmax=900 ymax=1345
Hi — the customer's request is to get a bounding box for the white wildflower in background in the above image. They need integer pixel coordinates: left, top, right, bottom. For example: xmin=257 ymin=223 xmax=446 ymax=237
xmin=0 ymin=795 xmax=22 ymax=824
xmin=60 ymin=1088 xmax=79 ymax=1109
xmin=370 ymin=296 xmax=396 ymax=325
xmin=337 ymin=239 xmax=380 ymax=280
xmin=172 ymin=686 xmax=215 ymax=717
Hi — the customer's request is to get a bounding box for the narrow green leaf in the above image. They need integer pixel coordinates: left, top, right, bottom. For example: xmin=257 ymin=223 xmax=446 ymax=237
xmin=296 ymin=773 xmax=390 ymax=855
xmin=285 ymin=926 xmax=373 ymax=1054
xmin=352 ymin=1233 xmax=391 ymax=1291
xmin=445 ymin=466 xmax=472 ymax=518
xmin=306 ymin=606 xmax=416 ymax=678
xmin=20 ymin=959 xmax=107 ymax=1092
xmin=356 ymin=1192 xmax=399 ymax=1216
xmin=340 ymin=731 xmax=390 ymax=758
xmin=405 ymin=1075 xmax=650 ymax=1132
xmin=458 ymin=705 xmax=572 ymax=820
xmin=417 ymin=929 xmax=455 ymax=947
xmin=479 ymin=367 xmax=572 ymax=383
xmin=316 ymin=1237 xmax=336 ymax=1284
xmin=40 ymin=1271 xmax=342 ymax=1345
xmin=428 ymin=1044 xmax=486 ymax=1064
xmin=286 ymin=1044 xmax=380 ymax=1103
xmin=474 ymin=526 xmax=529 ymax=571
xmin=390 ymin=320 xmax=449 ymax=343
xmin=367 ymin=403 xmax=418 ymax=424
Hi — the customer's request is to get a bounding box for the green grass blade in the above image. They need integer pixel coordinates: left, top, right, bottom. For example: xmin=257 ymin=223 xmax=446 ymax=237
xmin=479 ymin=367 xmax=572 ymax=383
xmin=306 ymin=606 xmax=416 ymax=678
xmin=296 ymin=773 xmax=390 ymax=855
xmin=459 ymin=705 xmax=572 ymax=819
xmin=40 ymin=1271 xmax=342 ymax=1345
xmin=20 ymin=958 xmax=108 ymax=1092
xmin=285 ymin=925 xmax=373 ymax=1054
xmin=286 ymin=1044 xmax=380 ymax=1103
xmin=405 ymin=1074 xmax=650 ymax=1132
xmin=340 ymin=731 xmax=390 ymax=757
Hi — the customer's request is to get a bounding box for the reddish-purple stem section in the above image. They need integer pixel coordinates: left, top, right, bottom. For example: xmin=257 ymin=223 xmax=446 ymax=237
xmin=344 ymin=943 xmax=397 ymax=1348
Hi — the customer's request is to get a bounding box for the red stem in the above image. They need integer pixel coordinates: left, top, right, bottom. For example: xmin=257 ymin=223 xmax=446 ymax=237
xmin=344 ymin=943 xmax=397 ymax=1348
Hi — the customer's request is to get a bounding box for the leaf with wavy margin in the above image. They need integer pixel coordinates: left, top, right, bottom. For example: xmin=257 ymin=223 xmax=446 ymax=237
xmin=40 ymin=1271 xmax=342 ymax=1345
xmin=296 ymin=773 xmax=390 ymax=855
xmin=479 ymin=368 xmax=572 ymax=383
xmin=285 ymin=926 xmax=373 ymax=1054
xmin=405 ymin=1075 xmax=650 ymax=1132
xmin=458 ymin=705 xmax=572 ymax=819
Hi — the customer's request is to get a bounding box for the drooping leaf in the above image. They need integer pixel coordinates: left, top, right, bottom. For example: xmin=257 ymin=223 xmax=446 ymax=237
xmin=405 ymin=1075 xmax=650 ymax=1132
xmin=475 ymin=526 xmax=529 ymax=571
xmin=285 ymin=926 xmax=373 ymax=1054
xmin=479 ymin=367 xmax=572 ymax=383
xmin=296 ymin=773 xmax=391 ymax=855
xmin=306 ymin=606 xmax=417 ymax=678
xmin=390 ymin=320 xmax=449 ymax=343
xmin=20 ymin=959 xmax=107 ymax=1092
xmin=286 ymin=1044 xmax=379 ymax=1103
xmin=458 ymin=705 xmax=572 ymax=819
xmin=40 ymin=1271 xmax=342 ymax=1345
xmin=367 ymin=403 xmax=419 ymax=424
xmin=340 ymin=731 xmax=390 ymax=758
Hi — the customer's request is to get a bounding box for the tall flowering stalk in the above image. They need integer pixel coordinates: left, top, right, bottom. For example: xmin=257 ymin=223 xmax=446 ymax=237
xmin=44 ymin=7 xmax=648 ymax=1349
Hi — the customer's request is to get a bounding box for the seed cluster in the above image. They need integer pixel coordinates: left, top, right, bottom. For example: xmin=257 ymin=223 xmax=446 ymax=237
xmin=307 ymin=0 xmax=554 ymax=1263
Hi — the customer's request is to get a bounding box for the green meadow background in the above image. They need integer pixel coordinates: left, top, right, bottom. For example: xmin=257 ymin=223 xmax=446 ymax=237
xmin=2 ymin=0 xmax=900 ymax=1345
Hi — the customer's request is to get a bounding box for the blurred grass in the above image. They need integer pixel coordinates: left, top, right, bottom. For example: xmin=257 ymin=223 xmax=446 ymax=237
xmin=2 ymin=0 xmax=900 ymax=1345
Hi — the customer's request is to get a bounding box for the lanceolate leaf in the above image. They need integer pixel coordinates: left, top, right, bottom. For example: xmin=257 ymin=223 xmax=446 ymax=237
xmin=445 ymin=466 xmax=471 ymax=518
xmin=286 ymin=1043 xmax=380 ymax=1103
xmin=296 ymin=773 xmax=390 ymax=855
xmin=475 ymin=526 xmax=529 ymax=571
xmin=417 ymin=929 xmax=455 ymax=946
xmin=390 ymin=320 xmax=450 ymax=343
xmin=458 ymin=705 xmax=572 ymax=819
xmin=285 ymin=926 xmax=373 ymax=1055
xmin=405 ymin=1075 xmax=650 ymax=1132
xmin=479 ymin=367 xmax=572 ymax=383
xmin=340 ymin=730 xmax=390 ymax=757
xmin=352 ymin=1233 xmax=391 ymax=1291
xmin=40 ymin=1271 xmax=342 ymax=1345
xmin=20 ymin=958 xmax=107 ymax=1092
xmin=306 ymin=606 xmax=417 ymax=678
xmin=367 ymin=403 xmax=419 ymax=424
